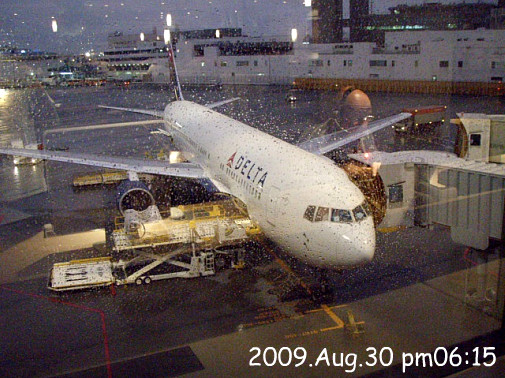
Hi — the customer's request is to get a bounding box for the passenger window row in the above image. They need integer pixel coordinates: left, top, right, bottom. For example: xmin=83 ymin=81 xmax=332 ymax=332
xmin=303 ymin=202 xmax=370 ymax=223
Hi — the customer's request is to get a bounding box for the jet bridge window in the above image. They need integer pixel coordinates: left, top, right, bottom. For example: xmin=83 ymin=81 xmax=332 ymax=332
xmin=331 ymin=209 xmax=353 ymax=223
xmin=470 ymin=133 xmax=481 ymax=146
xmin=303 ymin=206 xmax=316 ymax=222
xmin=388 ymin=184 xmax=404 ymax=204
xmin=314 ymin=207 xmax=329 ymax=222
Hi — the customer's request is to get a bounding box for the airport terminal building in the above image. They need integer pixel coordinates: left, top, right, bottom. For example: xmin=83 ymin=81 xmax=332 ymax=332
xmin=174 ymin=28 xmax=505 ymax=87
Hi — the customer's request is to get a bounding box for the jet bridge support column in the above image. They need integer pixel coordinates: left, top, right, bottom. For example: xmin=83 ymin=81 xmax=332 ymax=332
xmin=499 ymin=248 xmax=505 ymax=328
xmin=500 ymin=218 xmax=505 ymax=328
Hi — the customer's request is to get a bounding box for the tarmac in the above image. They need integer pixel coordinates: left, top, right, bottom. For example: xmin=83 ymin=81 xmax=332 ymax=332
xmin=0 ymin=223 xmax=503 ymax=377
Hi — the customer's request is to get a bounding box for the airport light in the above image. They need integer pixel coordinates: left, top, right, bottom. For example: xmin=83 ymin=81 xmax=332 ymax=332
xmin=0 ymin=88 xmax=8 ymax=105
xmin=291 ymin=28 xmax=298 ymax=42
xmin=164 ymin=29 xmax=171 ymax=44
xmin=52 ymin=19 xmax=58 ymax=33
xmin=216 ymin=29 xmax=220 ymax=38
xmin=140 ymin=32 xmax=145 ymax=41
xmin=166 ymin=13 xmax=172 ymax=27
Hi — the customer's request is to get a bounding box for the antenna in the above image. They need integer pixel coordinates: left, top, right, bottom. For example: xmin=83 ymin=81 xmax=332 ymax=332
xmin=167 ymin=41 xmax=184 ymax=101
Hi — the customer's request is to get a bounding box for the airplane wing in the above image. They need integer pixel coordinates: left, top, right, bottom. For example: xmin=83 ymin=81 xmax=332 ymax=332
xmin=0 ymin=147 xmax=205 ymax=178
xmin=298 ymin=112 xmax=411 ymax=155
xmin=98 ymin=105 xmax=164 ymax=118
xmin=98 ymin=97 xmax=240 ymax=116
xmin=205 ymin=97 xmax=241 ymax=109
xmin=44 ymin=120 xmax=164 ymax=136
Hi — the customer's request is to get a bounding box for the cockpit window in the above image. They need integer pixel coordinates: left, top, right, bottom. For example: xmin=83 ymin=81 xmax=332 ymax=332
xmin=362 ymin=201 xmax=372 ymax=215
xmin=303 ymin=205 xmax=316 ymax=222
xmin=314 ymin=207 xmax=329 ymax=222
xmin=353 ymin=205 xmax=367 ymax=221
xmin=331 ymin=209 xmax=353 ymax=223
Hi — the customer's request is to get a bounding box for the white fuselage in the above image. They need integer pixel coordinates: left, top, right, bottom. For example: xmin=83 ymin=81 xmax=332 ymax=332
xmin=164 ymin=101 xmax=375 ymax=268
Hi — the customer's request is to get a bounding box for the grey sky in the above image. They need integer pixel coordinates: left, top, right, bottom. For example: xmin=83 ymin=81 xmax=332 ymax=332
xmin=0 ymin=0 xmax=498 ymax=54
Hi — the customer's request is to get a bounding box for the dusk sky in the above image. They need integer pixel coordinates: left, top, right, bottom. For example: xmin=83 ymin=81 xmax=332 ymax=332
xmin=0 ymin=0 xmax=498 ymax=54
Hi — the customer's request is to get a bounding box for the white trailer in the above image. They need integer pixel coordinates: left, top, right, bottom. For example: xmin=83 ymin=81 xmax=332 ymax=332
xmin=48 ymin=257 xmax=115 ymax=292
xmin=48 ymin=249 xmax=217 ymax=291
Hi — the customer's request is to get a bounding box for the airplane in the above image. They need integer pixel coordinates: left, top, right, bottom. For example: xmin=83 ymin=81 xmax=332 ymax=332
xmin=0 ymin=43 xmax=410 ymax=269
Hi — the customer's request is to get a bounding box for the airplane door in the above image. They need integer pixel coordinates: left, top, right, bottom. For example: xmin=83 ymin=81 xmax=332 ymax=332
xmin=267 ymin=186 xmax=281 ymax=226
xmin=267 ymin=186 xmax=289 ymax=226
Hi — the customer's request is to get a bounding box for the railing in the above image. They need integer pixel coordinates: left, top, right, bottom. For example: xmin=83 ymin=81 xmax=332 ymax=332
xmin=180 ymin=74 xmax=292 ymax=86
xmin=371 ymin=48 xmax=420 ymax=55
xmin=292 ymin=77 xmax=504 ymax=96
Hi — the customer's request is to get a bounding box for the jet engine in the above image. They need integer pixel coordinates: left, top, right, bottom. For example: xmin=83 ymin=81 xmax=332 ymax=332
xmin=116 ymin=180 xmax=156 ymax=215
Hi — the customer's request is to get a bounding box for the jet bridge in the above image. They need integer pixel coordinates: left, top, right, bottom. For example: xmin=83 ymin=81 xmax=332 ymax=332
xmin=349 ymin=150 xmax=505 ymax=251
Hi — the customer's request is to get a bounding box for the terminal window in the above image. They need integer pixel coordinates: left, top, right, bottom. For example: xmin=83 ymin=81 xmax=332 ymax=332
xmin=309 ymin=59 xmax=323 ymax=67
xmin=491 ymin=61 xmax=505 ymax=69
xmin=370 ymin=60 xmax=387 ymax=67
xmin=440 ymin=61 xmax=449 ymax=68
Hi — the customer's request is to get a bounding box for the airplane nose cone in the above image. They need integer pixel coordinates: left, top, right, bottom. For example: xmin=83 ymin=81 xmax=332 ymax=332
xmin=339 ymin=225 xmax=375 ymax=266
xmin=355 ymin=236 xmax=375 ymax=264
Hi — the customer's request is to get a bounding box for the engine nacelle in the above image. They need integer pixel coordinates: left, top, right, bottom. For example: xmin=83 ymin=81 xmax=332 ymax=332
xmin=116 ymin=180 xmax=155 ymax=215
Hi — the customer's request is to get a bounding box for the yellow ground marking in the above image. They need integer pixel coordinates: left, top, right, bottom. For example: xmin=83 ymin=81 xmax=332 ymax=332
xmin=285 ymin=324 xmax=343 ymax=339
xmin=377 ymin=226 xmax=407 ymax=233
xmin=320 ymin=325 xmax=340 ymax=332
xmin=257 ymin=240 xmax=350 ymax=338
xmin=304 ymin=304 xmax=347 ymax=314
xmin=321 ymin=304 xmax=345 ymax=328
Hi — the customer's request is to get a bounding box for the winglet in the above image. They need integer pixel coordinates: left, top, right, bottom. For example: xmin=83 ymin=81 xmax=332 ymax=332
xmin=168 ymin=41 xmax=184 ymax=101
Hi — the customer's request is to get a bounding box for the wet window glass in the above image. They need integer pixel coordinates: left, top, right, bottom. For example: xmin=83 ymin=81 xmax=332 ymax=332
xmin=1 ymin=2 xmax=504 ymax=377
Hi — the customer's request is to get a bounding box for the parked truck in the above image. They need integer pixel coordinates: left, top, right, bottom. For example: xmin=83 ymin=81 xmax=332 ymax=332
xmin=393 ymin=105 xmax=446 ymax=133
